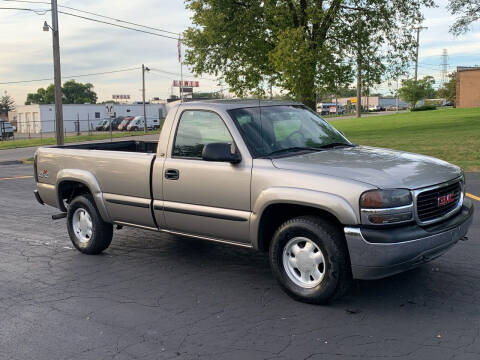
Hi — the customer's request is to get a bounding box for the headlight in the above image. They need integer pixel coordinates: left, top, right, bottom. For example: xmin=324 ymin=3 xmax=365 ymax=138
xmin=360 ymin=189 xmax=413 ymax=225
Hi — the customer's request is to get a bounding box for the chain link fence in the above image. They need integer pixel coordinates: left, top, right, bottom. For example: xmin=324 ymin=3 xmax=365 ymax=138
xmin=1 ymin=116 xmax=163 ymax=144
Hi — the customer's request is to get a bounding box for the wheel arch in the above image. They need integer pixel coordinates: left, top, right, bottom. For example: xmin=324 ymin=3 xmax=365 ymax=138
xmin=56 ymin=169 xmax=111 ymax=222
xmin=251 ymin=187 xmax=358 ymax=251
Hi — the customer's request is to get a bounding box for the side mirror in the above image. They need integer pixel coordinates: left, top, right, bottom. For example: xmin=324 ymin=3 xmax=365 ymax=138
xmin=202 ymin=143 xmax=242 ymax=163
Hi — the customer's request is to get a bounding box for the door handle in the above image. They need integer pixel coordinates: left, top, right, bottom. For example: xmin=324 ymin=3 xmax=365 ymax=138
xmin=165 ymin=169 xmax=179 ymax=180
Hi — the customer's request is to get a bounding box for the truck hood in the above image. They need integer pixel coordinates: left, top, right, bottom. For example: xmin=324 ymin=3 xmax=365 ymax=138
xmin=271 ymin=146 xmax=461 ymax=189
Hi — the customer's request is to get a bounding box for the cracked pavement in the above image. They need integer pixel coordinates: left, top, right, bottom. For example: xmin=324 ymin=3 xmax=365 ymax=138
xmin=0 ymin=163 xmax=479 ymax=360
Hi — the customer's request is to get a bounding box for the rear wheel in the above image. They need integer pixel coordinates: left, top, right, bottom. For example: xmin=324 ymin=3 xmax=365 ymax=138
xmin=269 ymin=216 xmax=352 ymax=304
xmin=67 ymin=194 xmax=113 ymax=254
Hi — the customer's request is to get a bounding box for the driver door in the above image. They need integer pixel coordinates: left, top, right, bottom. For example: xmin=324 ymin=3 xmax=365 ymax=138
xmin=162 ymin=110 xmax=252 ymax=244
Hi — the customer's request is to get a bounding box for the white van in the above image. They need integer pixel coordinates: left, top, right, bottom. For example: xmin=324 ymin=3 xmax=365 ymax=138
xmin=126 ymin=116 xmax=160 ymax=131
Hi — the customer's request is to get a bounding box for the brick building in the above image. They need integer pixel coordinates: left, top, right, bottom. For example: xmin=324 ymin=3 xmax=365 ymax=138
xmin=456 ymin=67 xmax=480 ymax=108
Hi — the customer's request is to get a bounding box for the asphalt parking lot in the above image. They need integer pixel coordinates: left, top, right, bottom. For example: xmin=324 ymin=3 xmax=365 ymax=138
xmin=1 ymin=163 xmax=479 ymax=360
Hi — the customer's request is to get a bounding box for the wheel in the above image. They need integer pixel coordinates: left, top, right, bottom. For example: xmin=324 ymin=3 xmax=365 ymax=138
xmin=269 ymin=216 xmax=352 ymax=304
xmin=67 ymin=194 xmax=113 ymax=254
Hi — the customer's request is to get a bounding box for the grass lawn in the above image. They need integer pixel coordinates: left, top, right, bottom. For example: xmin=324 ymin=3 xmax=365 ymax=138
xmin=0 ymin=130 xmax=159 ymax=150
xmin=330 ymin=107 xmax=480 ymax=172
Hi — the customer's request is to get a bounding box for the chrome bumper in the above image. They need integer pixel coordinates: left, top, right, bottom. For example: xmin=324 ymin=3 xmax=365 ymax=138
xmin=344 ymin=199 xmax=474 ymax=280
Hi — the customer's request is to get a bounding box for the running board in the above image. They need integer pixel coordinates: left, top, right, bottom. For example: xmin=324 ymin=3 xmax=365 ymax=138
xmin=113 ymin=221 xmax=253 ymax=249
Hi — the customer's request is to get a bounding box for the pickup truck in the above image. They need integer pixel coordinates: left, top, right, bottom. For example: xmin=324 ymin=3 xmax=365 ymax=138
xmin=33 ymin=100 xmax=474 ymax=304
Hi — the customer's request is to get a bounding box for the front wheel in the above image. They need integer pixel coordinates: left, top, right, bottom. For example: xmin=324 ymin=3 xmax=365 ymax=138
xmin=269 ymin=216 xmax=352 ymax=304
xmin=67 ymin=194 xmax=113 ymax=254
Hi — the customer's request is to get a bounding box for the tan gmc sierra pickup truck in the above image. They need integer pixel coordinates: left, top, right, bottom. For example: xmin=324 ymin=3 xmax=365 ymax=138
xmin=34 ymin=100 xmax=474 ymax=303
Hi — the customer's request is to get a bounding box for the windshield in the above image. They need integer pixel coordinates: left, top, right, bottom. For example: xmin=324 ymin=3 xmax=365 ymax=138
xmin=228 ymin=105 xmax=351 ymax=157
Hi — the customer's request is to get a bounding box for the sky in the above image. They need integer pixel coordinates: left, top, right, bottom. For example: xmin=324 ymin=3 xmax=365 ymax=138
xmin=0 ymin=0 xmax=479 ymax=106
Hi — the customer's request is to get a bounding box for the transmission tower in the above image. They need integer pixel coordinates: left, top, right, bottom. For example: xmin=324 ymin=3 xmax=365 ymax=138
xmin=441 ymin=49 xmax=448 ymax=85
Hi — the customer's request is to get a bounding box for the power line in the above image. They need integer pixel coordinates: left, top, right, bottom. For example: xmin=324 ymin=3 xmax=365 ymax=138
xmin=57 ymin=10 xmax=179 ymax=40
xmin=0 ymin=67 xmax=139 ymax=85
xmin=1 ymin=0 xmax=181 ymax=36
xmin=149 ymin=68 xmax=217 ymax=81
xmin=0 ymin=6 xmax=48 ymax=14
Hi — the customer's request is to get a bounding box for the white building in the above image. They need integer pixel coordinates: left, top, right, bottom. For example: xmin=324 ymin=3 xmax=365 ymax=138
xmin=334 ymin=96 xmax=409 ymax=110
xmin=12 ymin=103 xmax=170 ymax=134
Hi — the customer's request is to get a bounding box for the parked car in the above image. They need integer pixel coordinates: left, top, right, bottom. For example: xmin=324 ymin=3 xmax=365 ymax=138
xmin=33 ymin=100 xmax=474 ymax=304
xmin=117 ymin=116 xmax=134 ymax=131
xmin=0 ymin=120 xmax=15 ymax=139
xmin=95 ymin=119 xmax=109 ymax=131
xmin=102 ymin=116 xmax=124 ymax=131
xmin=126 ymin=116 xmax=160 ymax=131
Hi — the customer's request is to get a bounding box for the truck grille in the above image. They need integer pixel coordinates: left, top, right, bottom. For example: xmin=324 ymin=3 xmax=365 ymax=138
xmin=416 ymin=181 xmax=462 ymax=223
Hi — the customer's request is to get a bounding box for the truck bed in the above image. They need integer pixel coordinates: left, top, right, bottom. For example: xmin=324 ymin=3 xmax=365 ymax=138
xmin=59 ymin=140 xmax=158 ymax=153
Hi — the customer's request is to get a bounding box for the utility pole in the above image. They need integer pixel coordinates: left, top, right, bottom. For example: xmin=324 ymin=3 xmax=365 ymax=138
xmin=355 ymin=16 xmax=362 ymax=118
xmin=178 ymin=37 xmax=183 ymax=102
xmin=142 ymin=64 xmax=149 ymax=134
xmin=396 ymin=78 xmax=399 ymax=113
xmin=51 ymin=0 xmax=63 ymax=145
xmin=414 ymin=26 xmax=428 ymax=83
xmin=356 ymin=56 xmax=361 ymax=118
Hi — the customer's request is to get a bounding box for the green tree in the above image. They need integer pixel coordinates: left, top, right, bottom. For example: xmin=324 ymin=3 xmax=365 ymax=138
xmin=25 ymin=85 xmax=55 ymax=105
xmin=398 ymin=76 xmax=435 ymax=108
xmin=62 ymin=80 xmax=97 ymax=104
xmin=182 ymin=0 xmax=433 ymax=109
xmin=437 ymin=72 xmax=456 ymax=103
xmin=448 ymin=0 xmax=480 ymax=35
xmin=25 ymin=81 xmax=97 ymax=105
xmin=0 ymin=93 xmax=16 ymax=115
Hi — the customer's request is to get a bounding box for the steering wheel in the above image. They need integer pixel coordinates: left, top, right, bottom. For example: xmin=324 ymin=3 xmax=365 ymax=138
xmin=285 ymin=130 xmax=306 ymax=146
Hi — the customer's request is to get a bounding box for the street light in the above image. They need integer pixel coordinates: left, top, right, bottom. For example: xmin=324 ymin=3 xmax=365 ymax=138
xmin=42 ymin=21 xmax=51 ymax=32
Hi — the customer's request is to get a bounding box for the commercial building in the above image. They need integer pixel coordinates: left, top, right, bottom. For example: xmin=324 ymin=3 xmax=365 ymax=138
xmin=10 ymin=103 xmax=170 ymax=134
xmin=456 ymin=67 xmax=480 ymax=108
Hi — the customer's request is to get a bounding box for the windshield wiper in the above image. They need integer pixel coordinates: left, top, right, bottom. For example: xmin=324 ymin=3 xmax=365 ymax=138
xmin=317 ymin=142 xmax=356 ymax=149
xmin=264 ymin=147 xmax=323 ymax=158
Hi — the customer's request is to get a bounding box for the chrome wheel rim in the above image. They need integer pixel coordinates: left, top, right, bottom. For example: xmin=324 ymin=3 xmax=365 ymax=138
xmin=282 ymin=237 xmax=326 ymax=288
xmin=72 ymin=208 xmax=93 ymax=244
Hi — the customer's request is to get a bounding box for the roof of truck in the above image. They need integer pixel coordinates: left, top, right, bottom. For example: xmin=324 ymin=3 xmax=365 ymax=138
xmin=181 ymin=99 xmax=302 ymax=110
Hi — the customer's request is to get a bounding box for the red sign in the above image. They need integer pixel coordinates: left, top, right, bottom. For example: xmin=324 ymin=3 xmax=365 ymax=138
xmin=438 ymin=193 xmax=455 ymax=207
xmin=173 ymin=80 xmax=199 ymax=87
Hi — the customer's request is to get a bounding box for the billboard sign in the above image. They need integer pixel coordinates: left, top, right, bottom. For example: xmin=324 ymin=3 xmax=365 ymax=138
xmin=173 ymin=80 xmax=199 ymax=87
xmin=112 ymin=94 xmax=131 ymax=100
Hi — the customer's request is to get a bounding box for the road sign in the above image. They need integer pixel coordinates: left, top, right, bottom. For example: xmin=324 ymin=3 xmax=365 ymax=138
xmin=350 ymin=97 xmax=357 ymax=104
xmin=105 ymin=104 xmax=114 ymax=117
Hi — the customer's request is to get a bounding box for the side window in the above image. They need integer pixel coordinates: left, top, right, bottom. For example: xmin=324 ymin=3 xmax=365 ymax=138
xmin=172 ymin=110 xmax=233 ymax=159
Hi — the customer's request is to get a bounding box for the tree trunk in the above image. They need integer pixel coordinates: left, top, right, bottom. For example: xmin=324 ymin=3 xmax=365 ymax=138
xmin=303 ymin=97 xmax=316 ymax=111
xmin=356 ymin=59 xmax=361 ymax=118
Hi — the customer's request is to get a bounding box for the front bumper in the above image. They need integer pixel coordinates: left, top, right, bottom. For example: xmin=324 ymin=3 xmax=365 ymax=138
xmin=345 ymin=198 xmax=474 ymax=280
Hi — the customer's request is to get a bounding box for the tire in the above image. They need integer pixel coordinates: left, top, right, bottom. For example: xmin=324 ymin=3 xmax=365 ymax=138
xmin=67 ymin=194 xmax=113 ymax=255
xmin=269 ymin=216 xmax=352 ymax=304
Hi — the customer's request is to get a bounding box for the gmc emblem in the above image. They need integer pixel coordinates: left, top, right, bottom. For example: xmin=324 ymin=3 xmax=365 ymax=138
xmin=438 ymin=193 xmax=455 ymax=207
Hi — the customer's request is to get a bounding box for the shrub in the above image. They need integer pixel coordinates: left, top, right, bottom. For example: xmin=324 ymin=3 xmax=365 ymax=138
xmin=411 ymin=104 xmax=437 ymax=112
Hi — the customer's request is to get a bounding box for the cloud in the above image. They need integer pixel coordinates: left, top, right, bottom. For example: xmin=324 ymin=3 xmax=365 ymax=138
xmin=1 ymin=0 xmax=479 ymax=104
xmin=0 ymin=0 xmax=219 ymax=103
